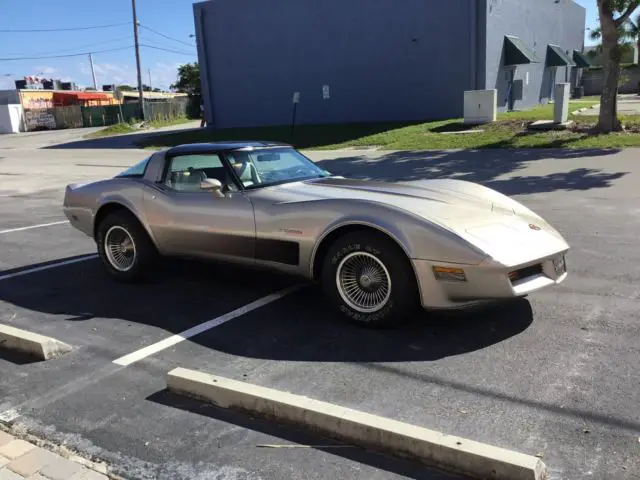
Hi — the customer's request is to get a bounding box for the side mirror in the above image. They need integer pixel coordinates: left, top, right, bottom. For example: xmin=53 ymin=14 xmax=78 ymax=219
xmin=200 ymin=178 xmax=225 ymax=198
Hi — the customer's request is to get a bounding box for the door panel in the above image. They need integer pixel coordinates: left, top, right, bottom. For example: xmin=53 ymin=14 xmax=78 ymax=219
xmin=141 ymin=152 xmax=256 ymax=261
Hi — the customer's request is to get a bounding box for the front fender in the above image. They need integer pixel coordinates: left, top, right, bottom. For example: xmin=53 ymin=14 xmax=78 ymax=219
xmin=314 ymin=214 xmax=415 ymax=261
xmin=311 ymin=201 xmax=488 ymax=267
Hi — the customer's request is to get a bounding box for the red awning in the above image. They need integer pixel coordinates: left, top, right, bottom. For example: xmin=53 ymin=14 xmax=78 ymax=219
xmin=53 ymin=92 xmax=111 ymax=100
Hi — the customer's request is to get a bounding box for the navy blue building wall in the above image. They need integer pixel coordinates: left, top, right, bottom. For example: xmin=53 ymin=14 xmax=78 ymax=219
xmin=483 ymin=0 xmax=586 ymax=111
xmin=194 ymin=0 xmax=586 ymax=128
xmin=193 ymin=0 xmax=478 ymax=129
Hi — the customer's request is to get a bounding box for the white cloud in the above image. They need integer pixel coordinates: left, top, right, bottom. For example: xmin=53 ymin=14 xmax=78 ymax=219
xmin=80 ymin=62 xmax=129 ymax=76
xmin=78 ymin=62 xmax=136 ymax=88
xmin=67 ymin=61 xmax=182 ymax=91
xmin=0 ymin=68 xmax=66 ymax=90
xmin=98 ymin=63 xmax=128 ymax=75
xmin=147 ymin=62 xmax=181 ymax=90
xmin=35 ymin=66 xmax=57 ymax=75
xmin=0 ymin=77 xmax=15 ymax=89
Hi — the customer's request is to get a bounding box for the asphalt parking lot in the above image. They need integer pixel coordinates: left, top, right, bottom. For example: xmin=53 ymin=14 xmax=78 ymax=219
xmin=1 ymin=131 xmax=639 ymax=480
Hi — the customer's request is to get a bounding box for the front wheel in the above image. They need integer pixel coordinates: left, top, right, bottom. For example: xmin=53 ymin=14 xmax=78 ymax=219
xmin=96 ymin=210 xmax=158 ymax=282
xmin=321 ymin=230 xmax=420 ymax=327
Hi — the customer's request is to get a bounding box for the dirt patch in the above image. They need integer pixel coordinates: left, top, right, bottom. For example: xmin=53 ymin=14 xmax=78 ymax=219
xmin=488 ymin=118 xmax=640 ymax=135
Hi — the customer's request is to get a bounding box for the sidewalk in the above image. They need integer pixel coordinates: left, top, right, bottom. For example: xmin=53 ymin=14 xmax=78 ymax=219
xmin=0 ymin=431 xmax=108 ymax=480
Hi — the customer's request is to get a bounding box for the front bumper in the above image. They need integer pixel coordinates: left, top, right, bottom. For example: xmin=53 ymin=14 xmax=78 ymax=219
xmin=411 ymin=250 xmax=568 ymax=310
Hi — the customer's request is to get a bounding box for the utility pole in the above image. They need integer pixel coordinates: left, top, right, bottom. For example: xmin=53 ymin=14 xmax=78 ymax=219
xmin=131 ymin=0 xmax=145 ymax=120
xmin=88 ymin=53 xmax=98 ymax=90
xmin=148 ymin=69 xmax=152 ymax=90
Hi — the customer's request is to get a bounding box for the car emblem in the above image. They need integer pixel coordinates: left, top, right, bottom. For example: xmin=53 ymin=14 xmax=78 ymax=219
xmin=529 ymin=224 xmax=541 ymax=231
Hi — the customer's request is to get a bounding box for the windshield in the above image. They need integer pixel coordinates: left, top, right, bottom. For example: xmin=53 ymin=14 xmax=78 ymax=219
xmin=116 ymin=157 xmax=150 ymax=178
xmin=225 ymin=147 xmax=330 ymax=189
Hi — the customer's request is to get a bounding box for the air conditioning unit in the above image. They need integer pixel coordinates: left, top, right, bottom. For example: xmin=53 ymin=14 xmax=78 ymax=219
xmin=463 ymin=89 xmax=497 ymax=125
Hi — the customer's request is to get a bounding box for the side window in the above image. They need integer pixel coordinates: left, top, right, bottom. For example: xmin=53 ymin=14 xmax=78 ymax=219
xmin=164 ymin=154 xmax=228 ymax=192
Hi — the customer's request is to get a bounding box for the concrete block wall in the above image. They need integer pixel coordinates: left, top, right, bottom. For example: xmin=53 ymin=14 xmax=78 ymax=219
xmin=582 ymin=66 xmax=640 ymax=96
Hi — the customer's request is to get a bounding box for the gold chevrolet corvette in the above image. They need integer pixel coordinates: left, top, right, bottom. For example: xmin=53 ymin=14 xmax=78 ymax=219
xmin=63 ymin=141 xmax=569 ymax=327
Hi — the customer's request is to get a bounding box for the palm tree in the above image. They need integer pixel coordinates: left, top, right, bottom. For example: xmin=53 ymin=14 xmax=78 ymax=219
xmin=589 ymin=12 xmax=640 ymax=60
xmin=589 ymin=12 xmax=640 ymax=96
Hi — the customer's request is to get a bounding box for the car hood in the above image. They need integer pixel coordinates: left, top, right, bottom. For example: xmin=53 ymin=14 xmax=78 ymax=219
xmin=269 ymin=176 xmax=569 ymax=266
xmin=272 ymin=176 xmax=524 ymax=223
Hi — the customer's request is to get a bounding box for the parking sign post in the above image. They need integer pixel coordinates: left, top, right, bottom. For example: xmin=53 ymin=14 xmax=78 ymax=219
xmin=290 ymin=92 xmax=300 ymax=143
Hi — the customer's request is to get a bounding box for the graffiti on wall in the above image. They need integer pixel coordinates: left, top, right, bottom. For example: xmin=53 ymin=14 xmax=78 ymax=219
xmin=23 ymin=97 xmax=54 ymax=109
xmin=25 ymin=110 xmax=56 ymax=129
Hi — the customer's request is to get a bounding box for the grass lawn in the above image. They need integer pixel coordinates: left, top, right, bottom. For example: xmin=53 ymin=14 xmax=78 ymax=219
xmin=85 ymin=122 xmax=136 ymax=138
xmin=136 ymin=102 xmax=640 ymax=150
xmin=569 ymin=95 xmax=600 ymax=102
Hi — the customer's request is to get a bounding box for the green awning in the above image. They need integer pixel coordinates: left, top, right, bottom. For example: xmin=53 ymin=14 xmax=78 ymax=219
xmin=504 ymin=35 xmax=539 ymax=65
xmin=546 ymin=44 xmax=576 ymax=67
xmin=572 ymin=49 xmax=592 ymax=68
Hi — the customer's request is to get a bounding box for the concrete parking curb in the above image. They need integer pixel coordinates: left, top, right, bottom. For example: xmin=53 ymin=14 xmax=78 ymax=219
xmin=0 ymin=324 xmax=72 ymax=360
xmin=166 ymin=367 xmax=547 ymax=480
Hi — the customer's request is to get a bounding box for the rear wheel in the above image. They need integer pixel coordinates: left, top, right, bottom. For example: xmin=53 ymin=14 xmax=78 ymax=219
xmin=321 ymin=230 xmax=420 ymax=327
xmin=96 ymin=210 xmax=158 ymax=282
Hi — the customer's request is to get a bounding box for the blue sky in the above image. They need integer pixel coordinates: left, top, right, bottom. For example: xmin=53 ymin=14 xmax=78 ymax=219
xmin=0 ymin=0 xmax=200 ymax=90
xmin=0 ymin=0 xmax=599 ymax=91
xmin=575 ymin=0 xmax=599 ymax=42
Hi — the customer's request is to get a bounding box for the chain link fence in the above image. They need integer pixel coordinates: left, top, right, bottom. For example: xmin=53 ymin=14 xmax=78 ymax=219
xmin=143 ymin=97 xmax=190 ymax=123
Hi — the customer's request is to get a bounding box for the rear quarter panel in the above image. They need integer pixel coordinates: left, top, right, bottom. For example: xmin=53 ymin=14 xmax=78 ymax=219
xmin=63 ymin=178 xmax=150 ymax=241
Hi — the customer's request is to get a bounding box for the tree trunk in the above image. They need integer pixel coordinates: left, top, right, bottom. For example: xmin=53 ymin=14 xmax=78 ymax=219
xmin=599 ymin=54 xmax=622 ymax=131
xmin=597 ymin=3 xmax=623 ymax=132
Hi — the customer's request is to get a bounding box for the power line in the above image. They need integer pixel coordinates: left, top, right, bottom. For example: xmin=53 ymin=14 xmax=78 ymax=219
xmin=139 ymin=44 xmax=196 ymax=56
xmin=138 ymin=35 xmax=194 ymax=54
xmin=138 ymin=24 xmax=195 ymax=47
xmin=2 ymin=36 xmax=134 ymax=58
xmin=0 ymin=46 xmax=134 ymax=61
xmin=0 ymin=22 xmax=131 ymax=33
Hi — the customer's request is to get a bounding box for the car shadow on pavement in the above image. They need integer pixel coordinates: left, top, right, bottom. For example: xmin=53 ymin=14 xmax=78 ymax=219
xmin=0 ymin=256 xmax=533 ymax=364
xmin=314 ymin=148 xmax=628 ymax=196
xmin=4 ymin=255 xmax=640 ymax=436
xmin=145 ymin=388 xmax=467 ymax=480
xmin=42 ymin=126 xmax=203 ymax=150
xmin=42 ymin=122 xmax=420 ymax=150
xmin=198 ymin=286 xmax=535 ymax=363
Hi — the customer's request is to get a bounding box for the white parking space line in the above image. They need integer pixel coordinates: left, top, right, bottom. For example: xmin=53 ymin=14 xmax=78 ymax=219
xmin=113 ymin=284 xmax=303 ymax=367
xmin=0 ymin=254 xmax=98 ymax=282
xmin=0 ymin=221 xmax=69 ymax=235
